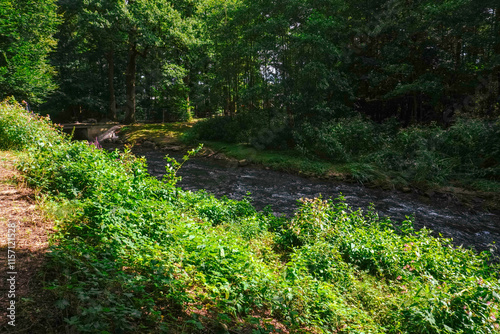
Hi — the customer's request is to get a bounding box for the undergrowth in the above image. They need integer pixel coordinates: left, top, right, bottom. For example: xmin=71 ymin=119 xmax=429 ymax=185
xmin=187 ymin=115 xmax=500 ymax=191
xmin=2 ymin=100 xmax=500 ymax=333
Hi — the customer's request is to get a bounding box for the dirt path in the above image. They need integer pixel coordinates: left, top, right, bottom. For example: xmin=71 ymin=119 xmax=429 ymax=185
xmin=0 ymin=152 xmax=58 ymax=332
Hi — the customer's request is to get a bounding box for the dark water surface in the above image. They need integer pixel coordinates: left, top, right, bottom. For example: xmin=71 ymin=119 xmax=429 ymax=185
xmin=109 ymin=144 xmax=500 ymax=255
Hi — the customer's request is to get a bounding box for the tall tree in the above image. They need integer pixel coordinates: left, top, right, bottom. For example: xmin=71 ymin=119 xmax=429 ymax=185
xmin=50 ymin=0 xmax=201 ymax=123
xmin=119 ymin=0 xmax=196 ymax=124
xmin=0 ymin=0 xmax=59 ymax=104
xmin=79 ymin=0 xmax=128 ymax=120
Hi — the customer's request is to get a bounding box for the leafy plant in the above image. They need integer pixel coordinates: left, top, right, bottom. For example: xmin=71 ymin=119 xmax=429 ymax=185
xmin=163 ymin=143 xmax=203 ymax=186
xmin=0 ymin=99 xmax=63 ymax=150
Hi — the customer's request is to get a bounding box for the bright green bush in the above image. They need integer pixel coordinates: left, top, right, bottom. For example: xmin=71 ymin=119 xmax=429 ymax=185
xmin=0 ymin=99 xmax=62 ymax=150
xmin=280 ymin=197 xmax=500 ymax=333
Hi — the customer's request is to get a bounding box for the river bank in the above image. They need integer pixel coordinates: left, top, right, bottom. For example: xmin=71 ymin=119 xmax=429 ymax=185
xmin=117 ymin=122 xmax=500 ymax=211
xmin=95 ymin=138 xmax=500 ymax=257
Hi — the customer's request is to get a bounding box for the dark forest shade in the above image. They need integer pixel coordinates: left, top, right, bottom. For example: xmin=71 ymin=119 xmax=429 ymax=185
xmin=1 ymin=0 xmax=499 ymax=151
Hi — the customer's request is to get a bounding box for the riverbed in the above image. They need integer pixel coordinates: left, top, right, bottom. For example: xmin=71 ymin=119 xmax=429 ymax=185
xmin=105 ymin=143 xmax=500 ymax=256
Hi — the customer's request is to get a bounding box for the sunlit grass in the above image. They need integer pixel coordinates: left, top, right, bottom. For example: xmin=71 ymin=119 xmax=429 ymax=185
xmin=119 ymin=121 xmax=199 ymax=146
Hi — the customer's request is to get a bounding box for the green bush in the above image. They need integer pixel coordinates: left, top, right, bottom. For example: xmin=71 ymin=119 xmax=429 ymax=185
xmin=294 ymin=116 xmax=382 ymax=162
xmin=292 ymin=114 xmax=500 ymax=187
xmin=186 ymin=115 xmax=250 ymax=143
xmin=372 ymin=119 xmax=500 ymax=185
xmin=0 ymin=99 xmax=62 ymax=150
xmin=185 ymin=112 xmax=291 ymax=149
xmin=279 ymin=197 xmax=500 ymax=333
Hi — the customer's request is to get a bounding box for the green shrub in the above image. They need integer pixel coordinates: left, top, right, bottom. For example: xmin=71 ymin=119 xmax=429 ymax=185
xmin=292 ymin=114 xmax=500 ymax=187
xmin=185 ymin=112 xmax=291 ymax=149
xmin=0 ymin=99 xmax=62 ymax=150
xmin=294 ymin=116 xmax=383 ymax=162
xmin=186 ymin=115 xmax=250 ymax=143
xmin=372 ymin=118 xmax=500 ymax=185
xmin=277 ymin=197 xmax=500 ymax=333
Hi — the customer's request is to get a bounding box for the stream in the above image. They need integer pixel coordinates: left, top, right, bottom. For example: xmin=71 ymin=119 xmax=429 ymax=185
xmin=105 ymin=144 xmax=500 ymax=255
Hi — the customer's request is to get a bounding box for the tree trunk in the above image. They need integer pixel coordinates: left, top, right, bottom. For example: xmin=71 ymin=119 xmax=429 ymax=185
xmin=454 ymin=37 xmax=462 ymax=71
xmin=412 ymin=92 xmax=417 ymax=124
xmin=495 ymin=8 xmax=500 ymax=99
xmin=106 ymin=51 xmax=117 ymax=121
xmin=124 ymin=41 xmax=137 ymax=124
xmin=183 ymin=75 xmax=191 ymax=118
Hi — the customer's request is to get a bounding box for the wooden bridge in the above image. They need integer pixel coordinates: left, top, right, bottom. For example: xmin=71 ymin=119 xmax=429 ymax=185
xmin=61 ymin=123 xmax=123 ymax=141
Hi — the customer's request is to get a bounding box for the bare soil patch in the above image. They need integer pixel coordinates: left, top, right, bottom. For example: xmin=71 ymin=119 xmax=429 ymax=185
xmin=0 ymin=152 xmax=60 ymax=332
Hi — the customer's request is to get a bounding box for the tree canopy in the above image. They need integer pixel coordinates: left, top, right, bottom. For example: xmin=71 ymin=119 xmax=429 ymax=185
xmin=0 ymin=0 xmax=499 ymax=125
xmin=0 ymin=0 xmax=59 ymax=104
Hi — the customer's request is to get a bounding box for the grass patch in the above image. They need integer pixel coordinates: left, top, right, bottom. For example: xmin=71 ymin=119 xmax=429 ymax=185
xmin=454 ymin=178 xmax=500 ymax=194
xmin=119 ymin=122 xmax=198 ymax=146
xmin=203 ymin=141 xmax=336 ymax=176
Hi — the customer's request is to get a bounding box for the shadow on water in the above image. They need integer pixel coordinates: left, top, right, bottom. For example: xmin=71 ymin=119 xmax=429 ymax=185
xmin=107 ymin=144 xmax=500 ymax=255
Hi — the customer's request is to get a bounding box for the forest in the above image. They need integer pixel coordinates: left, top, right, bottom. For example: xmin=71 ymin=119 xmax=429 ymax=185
xmin=2 ymin=0 xmax=499 ymax=125
xmin=2 ymin=0 xmax=500 ymax=191
xmin=1 ymin=0 xmax=500 ymax=333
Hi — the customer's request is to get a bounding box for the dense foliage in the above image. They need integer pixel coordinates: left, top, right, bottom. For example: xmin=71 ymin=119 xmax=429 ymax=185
xmin=44 ymin=0 xmax=200 ymax=122
xmin=2 ymin=102 xmax=499 ymax=332
xmin=2 ymin=0 xmax=495 ymax=125
xmin=0 ymin=98 xmax=62 ymax=149
xmin=0 ymin=0 xmax=59 ymax=103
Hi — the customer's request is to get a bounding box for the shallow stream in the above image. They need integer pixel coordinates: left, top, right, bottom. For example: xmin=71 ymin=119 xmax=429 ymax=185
xmin=107 ymin=144 xmax=500 ymax=255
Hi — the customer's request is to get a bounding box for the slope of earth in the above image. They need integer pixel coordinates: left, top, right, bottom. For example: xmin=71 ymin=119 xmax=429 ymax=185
xmin=0 ymin=151 xmax=61 ymax=332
